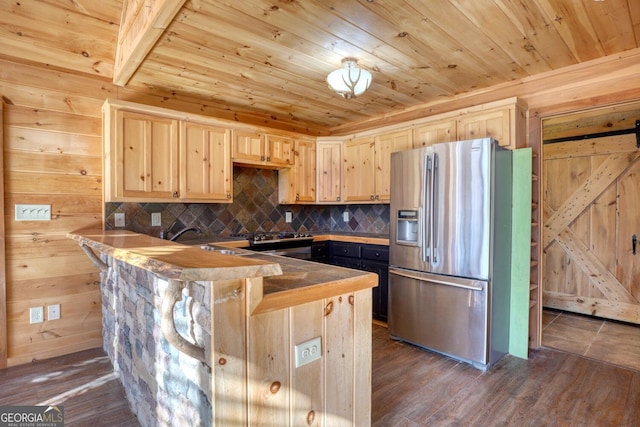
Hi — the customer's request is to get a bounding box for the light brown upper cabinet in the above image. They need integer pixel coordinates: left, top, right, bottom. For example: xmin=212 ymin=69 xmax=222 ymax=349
xmin=374 ymin=129 xmax=413 ymax=203
xmin=180 ymin=122 xmax=232 ymax=201
xmin=343 ymin=137 xmax=376 ymax=203
xmin=105 ymin=109 xmax=180 ymax=201
xmin=457 ymin=100 xmax=527 ymax=149
xmin=343 ymin=129 xmax=412 ymax=203
xmin=316 ymin=140 xmax=343 ymax=204
xmin=103 ymin=100 xmax=233 ymax=203
xmin=232 ymin=131 xmax=293 ymax=168
xmin=279 ymin=139 xmax=316 ymax=204
xmin=413 ymin=119 xmax=457 ymax=148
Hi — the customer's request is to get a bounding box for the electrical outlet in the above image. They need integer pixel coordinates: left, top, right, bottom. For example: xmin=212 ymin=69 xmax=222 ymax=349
xmin=114 ymin=213 xmax=125 ymax=227
xmin=295 ymin=336 xmax=322 ymax=368
xmin=15 ymin=204 xmax=51 ymax=221
xmin=29 ymin=307 xmax=44 ymax=324
xmin=285 ymin=212 xmax=292 ymax=223
xmin=343 ymin=211 xmax=349 ymax=222
xmin=47 ymin=304 xmax=61 ymax=321
xmin=151 ymin=212 xmax=162 ymax=227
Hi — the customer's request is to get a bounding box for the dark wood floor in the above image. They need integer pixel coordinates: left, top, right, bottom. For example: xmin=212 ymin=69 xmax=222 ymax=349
xmin=2 ymin=325 xmax=639 ymax=426
xmin=372 ymin=324 xmax=640 ymax=426
xmin=0 ymin=348 xmax=139 ymax=426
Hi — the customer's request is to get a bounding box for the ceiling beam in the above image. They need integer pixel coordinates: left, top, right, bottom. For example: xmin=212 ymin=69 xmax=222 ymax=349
xmin=113 ymin=0 xmax=187 ymax=86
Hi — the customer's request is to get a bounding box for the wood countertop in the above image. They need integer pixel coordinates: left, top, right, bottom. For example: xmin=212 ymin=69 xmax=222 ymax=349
xmin=196 ymin=233 xmax=390 ymax=247
xmin=313 ymin=233 xmax=389 ymax=245
xmin=69 ymin=229 xmax=378 ymax=313
xmin=68 ymin=229 xmax=283 ymax=281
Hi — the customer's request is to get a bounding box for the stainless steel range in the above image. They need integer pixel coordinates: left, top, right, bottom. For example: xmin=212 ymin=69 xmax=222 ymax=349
xmin=235 ymin=232 xmax=314 ymax=259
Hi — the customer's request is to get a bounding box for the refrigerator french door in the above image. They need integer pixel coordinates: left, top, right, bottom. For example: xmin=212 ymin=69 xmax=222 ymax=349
xmin=388 ymin=138 xmax=512 ymax=370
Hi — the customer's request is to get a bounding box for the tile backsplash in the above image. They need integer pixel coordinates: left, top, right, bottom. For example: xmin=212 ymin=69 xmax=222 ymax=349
xmin=105 ymin=167 xmax=389 ymax=239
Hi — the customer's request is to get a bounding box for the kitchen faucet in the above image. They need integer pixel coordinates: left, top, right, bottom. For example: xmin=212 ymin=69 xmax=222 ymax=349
xmin=161 ymin=226 xmax=202 ymax=241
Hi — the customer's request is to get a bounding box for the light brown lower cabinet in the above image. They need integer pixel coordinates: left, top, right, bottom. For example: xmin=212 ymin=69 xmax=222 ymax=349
xmin=212 ymin=279 xmax=372 ymax=426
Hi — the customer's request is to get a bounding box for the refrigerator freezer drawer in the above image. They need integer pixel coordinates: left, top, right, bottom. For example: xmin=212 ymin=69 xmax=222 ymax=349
xmin=388 ymin=267 xmax=490 ymax=367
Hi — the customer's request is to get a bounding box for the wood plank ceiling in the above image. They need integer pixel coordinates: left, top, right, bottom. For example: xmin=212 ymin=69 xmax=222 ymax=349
xmin=1 ymin=0 xmax=639 ymax=135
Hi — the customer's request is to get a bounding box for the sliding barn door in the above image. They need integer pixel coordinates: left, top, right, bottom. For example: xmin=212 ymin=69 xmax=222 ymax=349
xmin=543 ymin=134 xmax=640 ymax=323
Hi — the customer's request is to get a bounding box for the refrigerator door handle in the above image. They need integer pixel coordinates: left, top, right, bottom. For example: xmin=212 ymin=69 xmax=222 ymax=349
xmin=430 ymin=152 xmax=438 ymax=263
xmin=422 ymin=154 xmax=431 ymax=263
xmin=389 ymin=267 xmax=485 ymax=292
xmin=420 ymin=206 xmax=427 ymax=262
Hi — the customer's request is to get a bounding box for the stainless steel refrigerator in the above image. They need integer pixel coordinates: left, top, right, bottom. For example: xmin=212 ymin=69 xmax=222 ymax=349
xmin=388 ymin=137 xmax=512 ymax=370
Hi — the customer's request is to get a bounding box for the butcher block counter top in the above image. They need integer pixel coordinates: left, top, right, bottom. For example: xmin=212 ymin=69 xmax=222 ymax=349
xmin=69 ymin=229 xmax=378 ymax=313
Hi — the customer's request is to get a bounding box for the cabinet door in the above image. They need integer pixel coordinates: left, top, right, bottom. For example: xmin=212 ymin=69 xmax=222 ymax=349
xmin=374 ymin=129 xmax=413 ymax=203
xmin=266 ymin=135 xmax=294 ymax=166
xmin=362 ymin=245 xmax=390 ymax=322
xmin=116 ymin=110 xmax=179 ymax=199
xmin=413 ymin=119 xmax=457 ymax=148
xmin=361 ymin=259 xmax=388 ymax=322
xmin=180 ymin=122 xmax=232 ymax=202
xmin=457 ymin=109 xmax=510 ymax=147
xmin=343 ymin=137 xmax=375 ymax=203
xmin=316 ymin=141 xmax=343 ymax=203
xmin=294 ymin=139 xmax=316 ymax=203
xmin=278 ymin=139 xmax=316 ymax=204
xmin=232 ymin=130 xmax=265 ymax=163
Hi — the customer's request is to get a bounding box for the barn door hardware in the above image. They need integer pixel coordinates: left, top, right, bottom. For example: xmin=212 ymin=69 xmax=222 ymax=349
xmin=544 ymin=119 xmax=640 ymax=147
xmin=633 ymin=234 xmax=637 ymax=256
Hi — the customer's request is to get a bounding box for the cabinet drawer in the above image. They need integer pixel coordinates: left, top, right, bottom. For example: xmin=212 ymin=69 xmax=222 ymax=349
xmin=311 ymin=242 xmax=328 ymax=257
xmin=362 ymin=245 xmax=389 ymax=262
xmin=332 ymin=256 xmax=362 ymax=270
xmin=331 ymin=242 xmax=361 ymax=258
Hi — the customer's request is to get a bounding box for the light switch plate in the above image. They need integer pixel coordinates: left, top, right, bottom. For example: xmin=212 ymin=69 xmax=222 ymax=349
xmin=114 ymin=213 xmax=125 ymax=227
xmin=30 ymin=307 xmax=44 ymax=324
xmin=285 ymin=212 xmax=292 ymax=223
xmin=343 ymin=211 xmax=349 ymax=222
xmin=15 ymin=204 xmax=51 ymax=221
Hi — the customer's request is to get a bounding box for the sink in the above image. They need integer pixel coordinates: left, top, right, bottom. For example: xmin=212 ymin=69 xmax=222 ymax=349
xmin=200 ymin=245 xmax=251 ymax=256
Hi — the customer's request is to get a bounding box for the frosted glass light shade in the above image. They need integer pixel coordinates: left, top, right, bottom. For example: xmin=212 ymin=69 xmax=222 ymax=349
xmin=326 ymin=58 xmax=372 ymax=99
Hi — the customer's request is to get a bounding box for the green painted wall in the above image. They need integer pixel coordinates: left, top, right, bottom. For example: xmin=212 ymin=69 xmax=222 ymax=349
xmin=509 ymin=148 xmax=532 ymax=359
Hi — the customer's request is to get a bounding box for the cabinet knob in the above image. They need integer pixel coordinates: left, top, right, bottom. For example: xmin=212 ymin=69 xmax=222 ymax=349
xmin=336 ymin=196 xmax=341 ymax=201
xmin=375 ymin=194 xmax=380 ymax=200
xmin=226 ymin=193 xmax=231 ymax=199
xmin=370 ymin=195 xmax=375 ymax=200
xmin=266 ymin=156 xmax=271 ymax=162
xmin=260 ymin=155 xmax=265 ymax=161
xmin=172 ymin=191 xmax=179 ymax=198
xmin=295 ymin=194 xmax=300 ymax=201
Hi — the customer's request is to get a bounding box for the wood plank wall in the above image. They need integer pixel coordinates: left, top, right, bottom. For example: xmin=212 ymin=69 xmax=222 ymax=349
xmin=1 ymin=60 xmax=106 ymax=366
xmin=0 ymin=48 xmax=639 ymax=366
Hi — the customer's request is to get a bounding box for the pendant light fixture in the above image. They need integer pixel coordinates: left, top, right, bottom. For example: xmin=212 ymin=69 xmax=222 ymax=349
xmin=326 ymin=58 xmax=372 ymax=99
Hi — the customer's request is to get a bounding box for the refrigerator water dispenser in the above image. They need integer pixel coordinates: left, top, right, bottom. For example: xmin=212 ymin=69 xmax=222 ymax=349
xmin=396 ymin=210 xmax=419 ymax=245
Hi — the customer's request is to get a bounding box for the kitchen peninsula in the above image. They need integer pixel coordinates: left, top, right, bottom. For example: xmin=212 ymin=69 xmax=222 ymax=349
xmin=68 ymin=229 xmax=377 ymax=427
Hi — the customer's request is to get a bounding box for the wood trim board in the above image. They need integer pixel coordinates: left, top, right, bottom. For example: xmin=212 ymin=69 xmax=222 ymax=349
xmin=0 ymin=102 xmax=6 ymax=369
